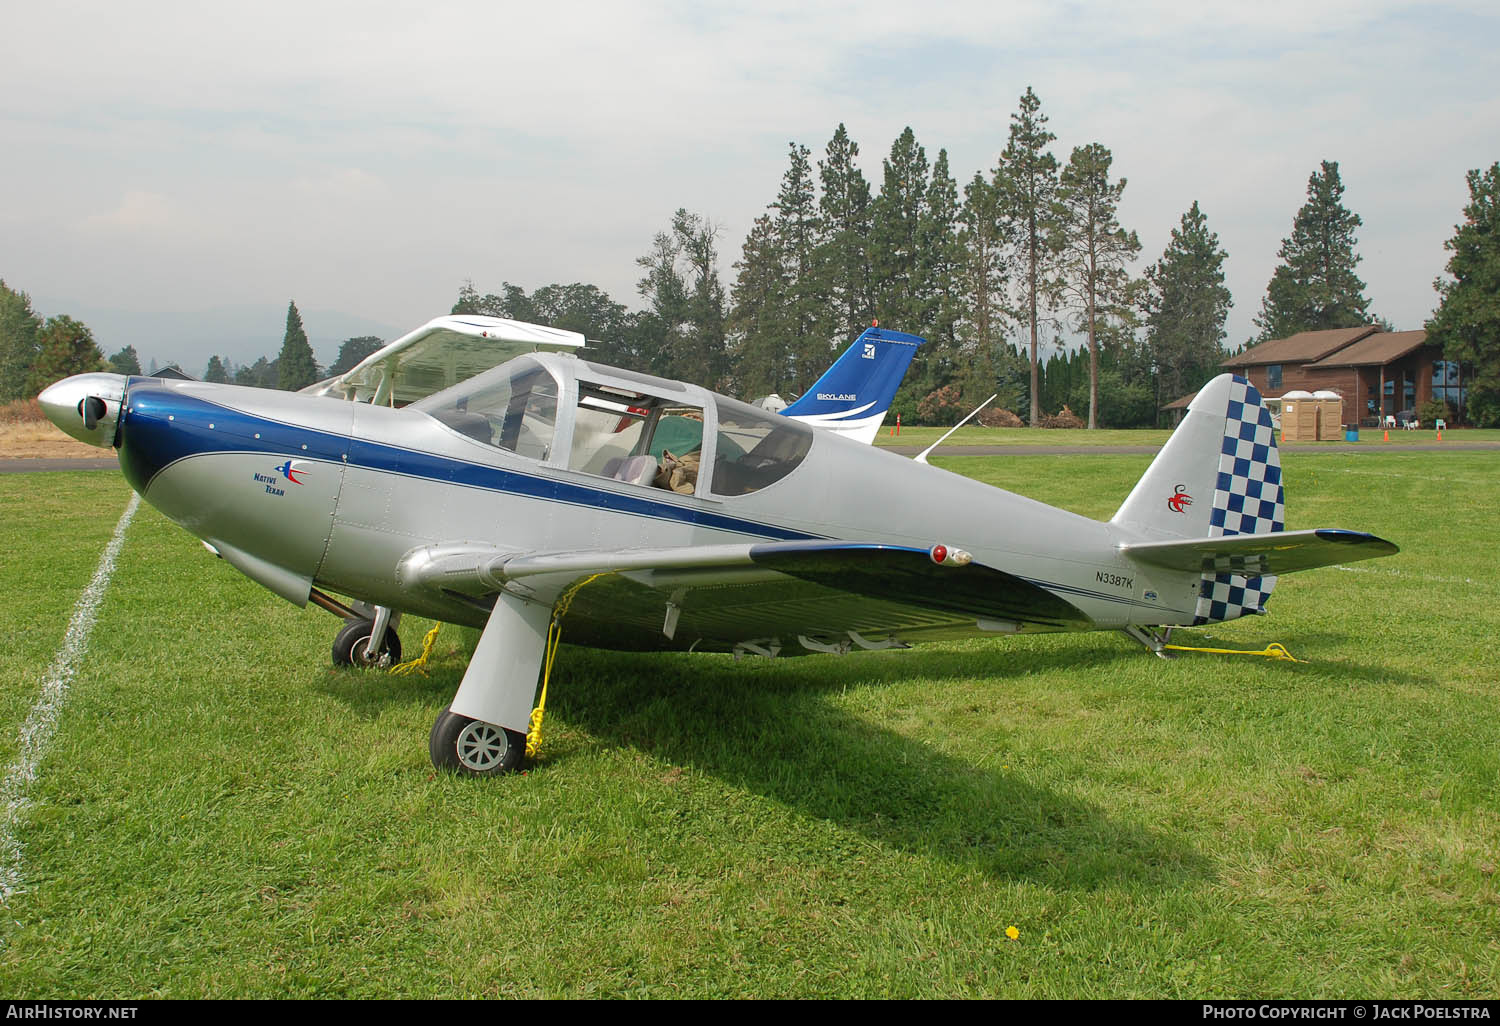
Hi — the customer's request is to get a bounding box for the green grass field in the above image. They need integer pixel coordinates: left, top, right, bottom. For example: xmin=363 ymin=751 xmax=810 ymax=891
xmin=872 ymin=425 xmax=1500 ymax=449
xmin=0 ymin=451 xmax=1495 ymax=998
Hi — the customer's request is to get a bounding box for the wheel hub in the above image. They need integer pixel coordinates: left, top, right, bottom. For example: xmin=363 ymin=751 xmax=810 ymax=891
xmin=455 ymin=720 xmax=511 ymax=772
xmin=351 ymin=638 xmax=388 ymax=668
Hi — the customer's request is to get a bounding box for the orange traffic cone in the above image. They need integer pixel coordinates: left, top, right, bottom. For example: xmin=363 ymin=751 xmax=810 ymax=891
xmin=1437 ymin=428 xmax=1443 ymax=441
xmin=1383 ymin=429 xmax=1389 ymax=441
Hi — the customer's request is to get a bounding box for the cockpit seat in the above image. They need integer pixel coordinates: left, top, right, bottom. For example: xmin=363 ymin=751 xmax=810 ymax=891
xmin=602 ymin=454 xmax=658 ymax=486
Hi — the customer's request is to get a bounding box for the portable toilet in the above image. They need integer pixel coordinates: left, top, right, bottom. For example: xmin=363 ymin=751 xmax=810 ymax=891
xmin=1280 ymin=390 xmax=1317 ymax=441
xmin=1312 ymin=390 xmax=1344 ymax=440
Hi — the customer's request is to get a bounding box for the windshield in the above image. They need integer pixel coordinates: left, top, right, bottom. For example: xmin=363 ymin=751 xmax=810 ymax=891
xmin=413 ymin=359 xmax=560 ymax=461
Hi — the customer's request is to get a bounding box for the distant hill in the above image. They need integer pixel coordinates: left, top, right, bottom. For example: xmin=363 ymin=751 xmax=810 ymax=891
xmin=29 ymin=297 xmax=403 ymax=377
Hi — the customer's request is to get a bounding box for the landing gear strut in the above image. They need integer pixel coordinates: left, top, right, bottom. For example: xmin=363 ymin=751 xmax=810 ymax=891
xmin=1121 ymin=624 xmax=1176 ymax=660
xmin=430 ymin=589 xmax=554 ymax=776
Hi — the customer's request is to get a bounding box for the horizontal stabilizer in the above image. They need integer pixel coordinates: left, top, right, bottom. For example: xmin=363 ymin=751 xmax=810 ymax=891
xmin=1121 ymin=528 xmax=1398 ymax=577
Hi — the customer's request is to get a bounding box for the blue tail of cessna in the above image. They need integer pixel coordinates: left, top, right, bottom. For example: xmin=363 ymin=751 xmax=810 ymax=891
xmin=780 ymin=326 xmax=925 ymax=444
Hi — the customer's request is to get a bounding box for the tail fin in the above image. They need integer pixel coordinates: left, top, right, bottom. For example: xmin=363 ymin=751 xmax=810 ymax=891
xmin=781 ymin=326 xmax=924 ymax=444
xmin=1112 ymin=374 xmax=1285 ymax=624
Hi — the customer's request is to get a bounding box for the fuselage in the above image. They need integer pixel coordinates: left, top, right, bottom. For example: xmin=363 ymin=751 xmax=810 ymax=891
xmin=41 ymin=357 xmax=1207 ymax=646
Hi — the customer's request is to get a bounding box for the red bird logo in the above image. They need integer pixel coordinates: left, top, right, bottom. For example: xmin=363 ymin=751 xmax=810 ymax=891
xmin=1167 ymin=484 xmax=1192 ymax=514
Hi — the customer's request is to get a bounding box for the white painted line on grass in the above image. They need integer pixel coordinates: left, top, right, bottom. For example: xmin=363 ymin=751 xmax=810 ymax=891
xmin=0 ymin=492 xmax=141 ymax=902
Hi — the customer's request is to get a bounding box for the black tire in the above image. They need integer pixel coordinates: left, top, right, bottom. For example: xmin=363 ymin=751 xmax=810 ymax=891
xmin=429 ymin=705 xmax=526 ymax=776
xmin=331 ymin=619 xmax=403 ymax=668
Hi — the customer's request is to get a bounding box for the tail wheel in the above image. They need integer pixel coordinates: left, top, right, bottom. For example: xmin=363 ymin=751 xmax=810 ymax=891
xmin=429 ymin=705 xmax=525 ymax=776
xmin=332 ymin=619 xmax=403 ymax=668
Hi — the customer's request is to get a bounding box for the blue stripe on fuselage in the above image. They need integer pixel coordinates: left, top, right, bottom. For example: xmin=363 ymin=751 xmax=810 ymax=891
xmin=120 ymin=384 xmax=819 ymax=541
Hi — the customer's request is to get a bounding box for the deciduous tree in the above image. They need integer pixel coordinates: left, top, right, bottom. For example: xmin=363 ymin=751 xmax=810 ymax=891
xmin=637 ymin=209 xmax=728 ymax=388
xmin=329 ymin=336 xmax=384 ymax=376
xmin=28 ymin=315 xmax=103 ymax=393
xmin=0 ymin=279 xmax=42 ymax=401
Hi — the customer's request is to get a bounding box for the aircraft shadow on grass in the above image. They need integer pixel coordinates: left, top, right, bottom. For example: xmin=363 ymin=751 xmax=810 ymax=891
xmin=321 ymin=640 xmax=1212 ymax=890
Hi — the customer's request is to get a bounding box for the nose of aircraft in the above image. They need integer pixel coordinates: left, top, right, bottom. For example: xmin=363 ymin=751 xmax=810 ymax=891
xmin=38 ymin=372 xmax=128 ymax=448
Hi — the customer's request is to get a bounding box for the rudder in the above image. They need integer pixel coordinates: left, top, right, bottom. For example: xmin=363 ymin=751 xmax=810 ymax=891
xmin=1112 ymin=374 xmax=1285 ymax=624
xmin=781 ymin=326 xmax=924 ymax=444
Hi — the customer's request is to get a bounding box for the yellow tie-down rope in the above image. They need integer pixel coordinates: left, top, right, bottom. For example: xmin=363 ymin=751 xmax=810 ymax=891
xmin=527 ymin=573 xmax=611 ymax=758
xmin=1163 ymin=640 xmax=1303 ymax=662
xmin=390 ymin=623 xmax=443 ymax=676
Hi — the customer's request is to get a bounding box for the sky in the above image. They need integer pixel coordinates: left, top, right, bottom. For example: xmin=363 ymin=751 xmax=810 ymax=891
xmin=2 ymin=0 xmax=1497 ymax=373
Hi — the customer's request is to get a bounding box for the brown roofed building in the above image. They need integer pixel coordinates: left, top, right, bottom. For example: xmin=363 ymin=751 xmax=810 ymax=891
xmin=1219 ymin=326 xmax=1466 ymax=426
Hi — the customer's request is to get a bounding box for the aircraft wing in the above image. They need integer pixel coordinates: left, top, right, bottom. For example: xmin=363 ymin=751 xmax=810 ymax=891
xmin=1120 ymin=528 xmax=1398 ymax=577
xmin=398 ymin=539 xmax=1091 ymax=653
xmin=304 ymin=315 xmax=586 ymax=405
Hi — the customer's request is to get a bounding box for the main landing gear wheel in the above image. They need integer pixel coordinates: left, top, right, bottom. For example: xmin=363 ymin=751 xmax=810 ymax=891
xmin=332 ymin=619 xmax=403 ymax=668
xmin=429 ymin=705 xmax=526 ymax=776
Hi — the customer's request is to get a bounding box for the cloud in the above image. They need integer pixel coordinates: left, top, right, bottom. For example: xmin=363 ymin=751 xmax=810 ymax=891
xmin=2 ymin=1 xmax=1497 ymax=353
xmin=78 ymin=191 xmax=178 ymax=233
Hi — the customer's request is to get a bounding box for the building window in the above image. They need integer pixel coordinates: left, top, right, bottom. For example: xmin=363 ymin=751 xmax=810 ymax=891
xmin=1266 ymin=364 xmax=1283 ymax=390
xmin=1431 ymin=360 xmax=1467 ymax=415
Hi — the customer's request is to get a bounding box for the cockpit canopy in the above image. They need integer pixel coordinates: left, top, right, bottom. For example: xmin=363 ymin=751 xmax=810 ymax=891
xmin=412 ymin=356 xmax=813 ymax=498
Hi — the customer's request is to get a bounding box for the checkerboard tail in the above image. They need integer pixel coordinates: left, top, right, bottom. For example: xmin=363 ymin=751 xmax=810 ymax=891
xmin=1110 ymin=374 xmax=1285 ymax=624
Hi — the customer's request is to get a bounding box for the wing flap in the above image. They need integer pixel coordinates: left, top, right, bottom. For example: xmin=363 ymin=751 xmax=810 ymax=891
xmin=746 ymin=542 xmax=1089 ymax=628
xmin=1121 ymin=528 xmax=1398 ymax=577
xmin=396 ymin=539 xmax=1091 ymax=650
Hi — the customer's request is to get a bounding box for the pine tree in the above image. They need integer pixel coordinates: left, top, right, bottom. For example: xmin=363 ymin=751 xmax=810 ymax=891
xmin=730 ymin=213 xmax=793 ymax=396
xmin=958 ymin=173 xmax=1021 ymax=410
xmin=996 ymin=87 xmax=1061 ymax=425
xmin=1254 ymin=160 xmax=1372 ymax=341
xmin=869 ymin=127 xmax=929 ymax=335
xmin=28 ymin=315 xmax=103 ymax=393
xmin=771 ymin=143 xmax=827 ymax=392
xmin=0 ymin=279 xmax=42 ymax=401
xmin=108 ymin=345 xmax=142 ymax=376
xmin=1426 ymin=162 xmax=1500 ymax=426
xmin=276 ymin=301 xmax=319 ymax=391
xmin=204 ymin=355 xmax=230 ymax=383
xmin=815 ymin=124 xmax=873 ymax=346
xmin=917 ymin=150 xmax=967 ymax=398
xmin=1055 ymin=143 xmax=1141 ymax=428
xmin=1142 ymin=202 xmax=1233 ymax=413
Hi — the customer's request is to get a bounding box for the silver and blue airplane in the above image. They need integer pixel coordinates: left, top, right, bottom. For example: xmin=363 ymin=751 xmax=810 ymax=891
xmin=40 ymin=315 xmax=1396 ymax=776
